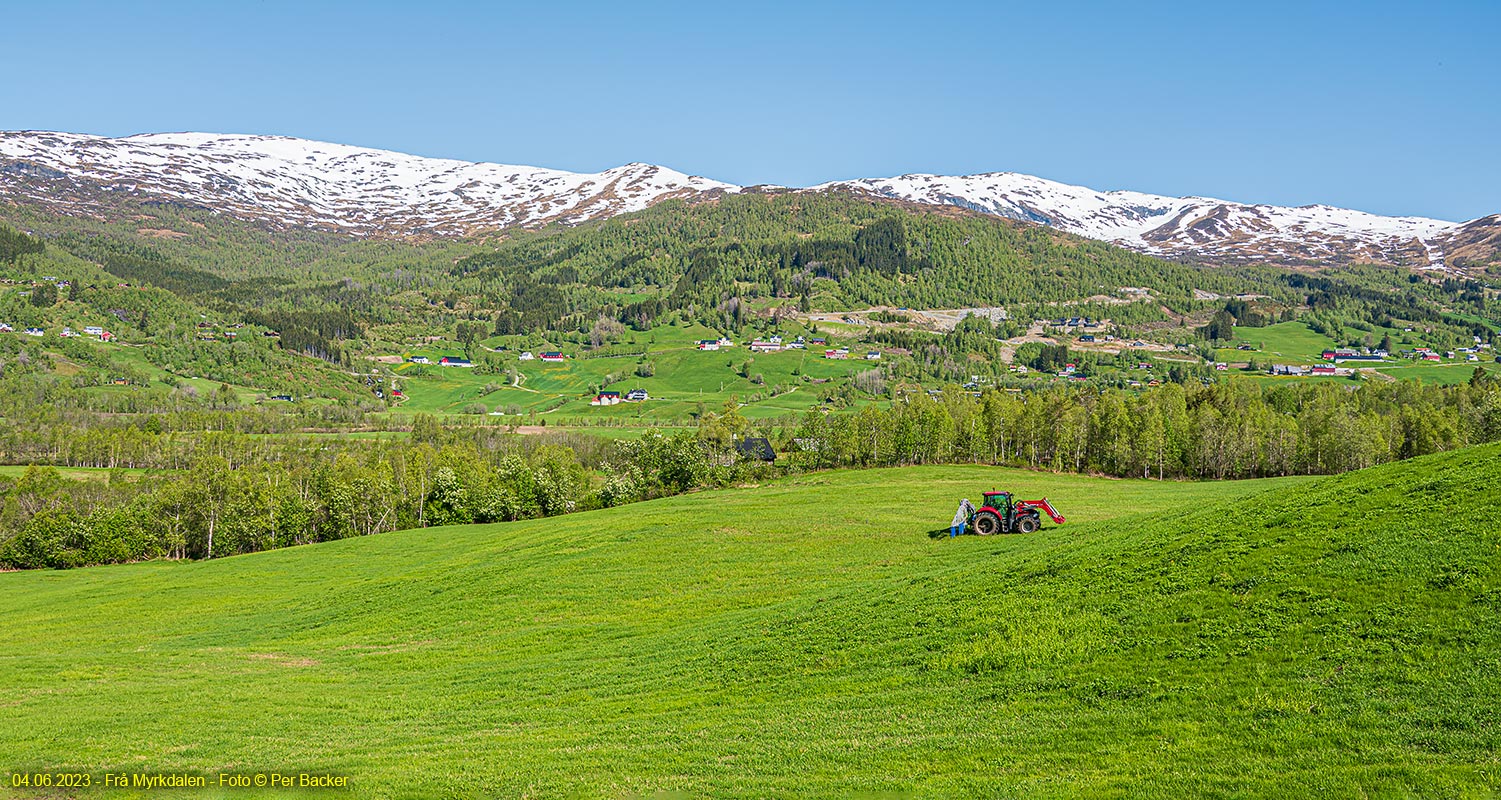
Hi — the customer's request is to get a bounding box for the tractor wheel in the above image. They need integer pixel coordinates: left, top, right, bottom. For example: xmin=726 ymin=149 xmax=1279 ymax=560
xmin=973 ymin=511 xmax=1002 ymax=536
xmin=1015 ymin=515 xmax=1040 ymax=534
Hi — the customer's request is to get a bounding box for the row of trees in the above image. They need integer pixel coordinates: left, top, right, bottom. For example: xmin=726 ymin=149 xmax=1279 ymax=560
xmin=0 ymin=426 xmax=769 ymax=570
xmin=4 ymin=370 xmax=1499 ymax=570
xmin=791 ymin=376 xmax=1501 ymax=479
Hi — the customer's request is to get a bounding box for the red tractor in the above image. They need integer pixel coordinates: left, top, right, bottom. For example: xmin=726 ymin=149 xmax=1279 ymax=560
xmin=971 ymin=491 xmax=1065 ymax=535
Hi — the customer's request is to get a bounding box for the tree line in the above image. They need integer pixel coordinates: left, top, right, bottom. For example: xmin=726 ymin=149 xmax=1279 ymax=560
xmin=0 ymin=423 xmax=771 ymax=570
xmin=791 ymin=376 xmax=1501 ymax=479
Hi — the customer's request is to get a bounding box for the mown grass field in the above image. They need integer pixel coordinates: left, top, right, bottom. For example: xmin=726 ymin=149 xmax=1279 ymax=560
xmin=4 ymin=451 xmax=1498 ymax=798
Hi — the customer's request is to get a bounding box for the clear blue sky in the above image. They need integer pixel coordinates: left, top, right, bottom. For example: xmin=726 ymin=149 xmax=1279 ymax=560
xmin=2 ymin=0 xmax=1498 ymax=220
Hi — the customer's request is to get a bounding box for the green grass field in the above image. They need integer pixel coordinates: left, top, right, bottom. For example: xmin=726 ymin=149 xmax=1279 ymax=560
xmin=1217 ymin=319 xmax=1499 ymax=385
xmin=1377 ymin=360 xmax=1499 ymax=385
xmin=1221 ymin=320 xmax=1340 ymax=364
xmin=1241 ymin=371 xmax=1356 ymax=386
xmin=0 ymin=465 xmax=155 ymax=482
xmin=398 ymin=316 xmax=1496 ymax=420
xmin=395 ymin=335 xmax=873 ymax=421
xmin=3 ymin=450 xmax=1498 ymax=797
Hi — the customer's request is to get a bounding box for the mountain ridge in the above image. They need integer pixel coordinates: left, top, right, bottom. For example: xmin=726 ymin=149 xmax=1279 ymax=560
xmin=0 ymin=130 xmax=736 ymax=237
xmin=814 ymin=171 xmax=1462 ymax=268
xmin=2 ymin=130 xmax=1495 ymax=270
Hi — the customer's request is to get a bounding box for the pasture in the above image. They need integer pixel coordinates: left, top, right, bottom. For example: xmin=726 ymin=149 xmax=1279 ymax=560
xmin=4 ymin=447 xmax=1498 ymax=797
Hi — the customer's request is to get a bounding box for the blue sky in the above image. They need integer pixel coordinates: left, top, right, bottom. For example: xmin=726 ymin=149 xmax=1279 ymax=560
xmin=2 ymin=0 xmax=1497 ymax=220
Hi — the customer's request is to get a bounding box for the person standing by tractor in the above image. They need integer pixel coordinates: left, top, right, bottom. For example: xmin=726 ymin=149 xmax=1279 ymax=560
xmin=950 ymin=498 xmax=975 ymax=537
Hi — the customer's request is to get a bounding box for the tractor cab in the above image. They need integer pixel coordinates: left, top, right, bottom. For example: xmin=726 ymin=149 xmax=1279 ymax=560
xmin=981 ymin=491 xmax=1013 ymax=513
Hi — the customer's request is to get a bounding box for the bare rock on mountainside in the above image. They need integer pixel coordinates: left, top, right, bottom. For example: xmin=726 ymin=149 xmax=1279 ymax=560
xmin=1438 ymin=214 xmax=1501 ymax=269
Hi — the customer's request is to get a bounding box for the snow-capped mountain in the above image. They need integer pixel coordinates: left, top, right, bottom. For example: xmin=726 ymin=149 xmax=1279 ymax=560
xmin=816 ymin=172 xmax=1466 ymax=269
xmin=0 ymin=130 xmax=1491 ymax=269
xmin=0 ymin=131 xmax=736 ymax=236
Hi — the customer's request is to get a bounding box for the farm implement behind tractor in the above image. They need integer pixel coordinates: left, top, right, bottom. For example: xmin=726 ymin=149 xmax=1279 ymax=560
xmin=971 ymin=491 xmax=1065 ymax=535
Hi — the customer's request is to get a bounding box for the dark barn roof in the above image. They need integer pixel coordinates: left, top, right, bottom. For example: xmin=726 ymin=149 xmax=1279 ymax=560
xmin=735 ymin=437 xmax=776 ymax=462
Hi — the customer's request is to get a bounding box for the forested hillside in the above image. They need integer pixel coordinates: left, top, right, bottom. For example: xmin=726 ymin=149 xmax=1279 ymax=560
xmin=3 ymin=189 xmax=1284 ymax=334
xmin=4 ymin=188 xmax=1492 ymax=350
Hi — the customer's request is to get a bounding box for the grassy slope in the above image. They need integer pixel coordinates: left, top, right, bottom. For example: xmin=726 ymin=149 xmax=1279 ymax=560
xmin=1377 ymin=361 xmax=1500 ymax=385
xmin=1218 ymin=319 xmax=1499 ymax=385
xmin=394 ymin=322 xmax=873 ymax=419
xmin=2 ymin=454 xmax=1498 ymax=798
xmin=1221 ymin=320 xmax=1340 ymax=364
